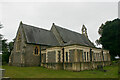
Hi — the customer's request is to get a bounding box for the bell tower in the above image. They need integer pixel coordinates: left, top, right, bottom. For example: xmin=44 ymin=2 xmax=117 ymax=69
xmin=82 ymin=24 xmax=88 ymax=38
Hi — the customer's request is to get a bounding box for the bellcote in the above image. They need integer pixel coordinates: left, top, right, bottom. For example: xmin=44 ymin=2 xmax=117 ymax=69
xmin=81 ymin=24 xmax=88 ymax=38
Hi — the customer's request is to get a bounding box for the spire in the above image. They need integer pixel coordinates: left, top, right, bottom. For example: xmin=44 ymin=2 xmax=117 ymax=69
xmin=82 ymin=24 xmax=88 ymax=38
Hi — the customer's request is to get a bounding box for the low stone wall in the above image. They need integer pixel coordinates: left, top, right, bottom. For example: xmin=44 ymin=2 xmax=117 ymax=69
xmin=10 ymin=62 xmax=40 ymax=67
xmin=10 ymin=63 xmax=22 ymax=67
xmin=42 ymin=63 xmax=63 ymax=70
xmin=42 ymin=61 xmax=111 ymax=71
xmin=103 ymin=61 xmax=111 ymax=66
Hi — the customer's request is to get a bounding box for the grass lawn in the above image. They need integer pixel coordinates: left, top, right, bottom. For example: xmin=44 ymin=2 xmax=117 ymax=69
xmin=2 ymin=65 xmax=118 ymax=78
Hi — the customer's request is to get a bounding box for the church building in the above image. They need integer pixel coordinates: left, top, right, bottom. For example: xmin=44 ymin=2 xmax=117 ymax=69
xmin=9 ymin=22 xmax=111 ymax=71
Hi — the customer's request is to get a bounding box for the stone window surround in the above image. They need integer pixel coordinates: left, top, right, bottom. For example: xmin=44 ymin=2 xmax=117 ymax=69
xmin=33 ymin=45 xmax=40 ymax=56
xmin=41 ymin=45 xmax=110 ymax=63
xmin=65 ymin=48 xmax=90 ymax=62
xmin=45 ymin=48 xmax=62 ymax=63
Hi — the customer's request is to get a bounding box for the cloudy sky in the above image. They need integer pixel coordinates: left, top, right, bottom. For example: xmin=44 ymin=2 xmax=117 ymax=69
xmin=0 ymin=0 xmax=119 ymax=47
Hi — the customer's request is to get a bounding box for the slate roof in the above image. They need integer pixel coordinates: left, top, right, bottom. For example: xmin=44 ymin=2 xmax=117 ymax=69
xmin=53 ymin=24 xmax=95 ymax=47
xmin=21 ymin=22 xmax=95 ymax=47
xmin=22 ymin=23 xmax=60 ymax=46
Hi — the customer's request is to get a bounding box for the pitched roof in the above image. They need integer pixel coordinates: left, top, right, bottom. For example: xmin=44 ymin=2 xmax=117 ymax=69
xmin=53 ymin=24 xmax=95 ymax=47
xmin=20 ymin=22 xmax=95 ymax=47
xmin=22 ymin=23 xmax=60 ymax=46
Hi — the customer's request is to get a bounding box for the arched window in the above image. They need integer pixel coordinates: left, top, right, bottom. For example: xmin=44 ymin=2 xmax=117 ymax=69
xmin=33 ymin=46 xmax=40 ymax=56
xmin=35 ymin=47 xmax=38 ymax=55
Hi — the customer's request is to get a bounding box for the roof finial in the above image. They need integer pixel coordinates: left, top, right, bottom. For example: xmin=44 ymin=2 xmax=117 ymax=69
xmin=53 ymin=23 xmax=55 ymax=25
xmin=20 ymin=21 xmax=23 ymax=25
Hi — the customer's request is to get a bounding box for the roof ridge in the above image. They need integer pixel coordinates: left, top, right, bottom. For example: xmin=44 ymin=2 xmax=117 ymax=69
xmin=54 ymin=24 xmax=82 ymax=35
xmin=22 ymin=23 xmax=50 ymax=32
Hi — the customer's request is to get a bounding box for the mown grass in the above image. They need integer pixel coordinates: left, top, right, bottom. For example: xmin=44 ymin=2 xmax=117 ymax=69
xmin=2 ymin=65 xmax=118 ymax=78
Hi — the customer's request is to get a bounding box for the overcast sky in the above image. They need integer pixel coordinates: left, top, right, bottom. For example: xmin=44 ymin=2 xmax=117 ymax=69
xmin=0 ymin=1 xmax=119 ymax=47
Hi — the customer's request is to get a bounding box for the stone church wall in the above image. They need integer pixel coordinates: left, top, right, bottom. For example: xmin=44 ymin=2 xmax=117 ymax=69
xmin=10 ymin=52 xmax=21 ymax=66
xmin=9 ymin=25 xmax=26 ymax=66
xmin=24 ymin=44 xmax=40 ymax=66
xmin=9 ymin=24 xmax=49 ymax=67
xmin=24 ymin=44 xmax=48 ymax=66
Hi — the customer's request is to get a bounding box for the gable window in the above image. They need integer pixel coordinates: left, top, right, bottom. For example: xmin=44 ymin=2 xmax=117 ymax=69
xmin=16 ymin=33 xmax=21 ymax=51
xmin=33 ymin=46 xmax=40 ymax=56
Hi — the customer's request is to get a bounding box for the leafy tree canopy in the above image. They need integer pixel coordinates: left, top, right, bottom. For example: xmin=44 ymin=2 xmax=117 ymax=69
xmin=96 ymin=18 xmax=120 ymax=60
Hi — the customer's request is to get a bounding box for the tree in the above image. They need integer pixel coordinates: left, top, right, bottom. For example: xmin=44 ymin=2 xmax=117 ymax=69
xmin=8 ymin=41 xmax=14 ymax=53
xmin=2 ymin=39 xmax=10 ymax=64
xmin=0 ymin=22 xmax=3 ymax=53
xmin=96 ymin=18 xmax=120 ymax=60
xmin=0 ymin=22 xmax=14 ymax=64
xmin=2 ymin=39 xmax=14 ymax=64
xmin=0 ymin=22 xmax=3 ymax=65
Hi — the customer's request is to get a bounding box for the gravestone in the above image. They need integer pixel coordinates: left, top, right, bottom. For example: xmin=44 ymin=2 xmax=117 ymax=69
xmin=0 ymin=69 xmax=5 ymax=78
xmin=0 ymin=69 xmax=10 ymax=80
